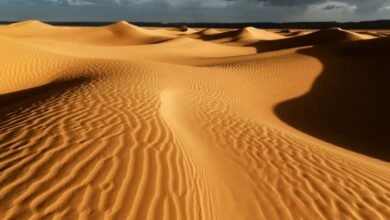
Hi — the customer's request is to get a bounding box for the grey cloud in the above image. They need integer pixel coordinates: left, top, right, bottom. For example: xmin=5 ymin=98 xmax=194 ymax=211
xmin=322 ymin=5 xmax=344 ymax=10
xmin=0 ymin=0 xmax=389 ymax=22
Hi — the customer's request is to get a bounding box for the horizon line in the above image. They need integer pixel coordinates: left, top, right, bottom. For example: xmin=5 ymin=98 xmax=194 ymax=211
xmin=0 ymin=19 xmax=389 ymax=24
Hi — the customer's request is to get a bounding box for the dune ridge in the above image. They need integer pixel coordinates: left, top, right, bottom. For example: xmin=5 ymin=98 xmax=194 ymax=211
xmin=0 ymin=21 xmax=389 ymax=220
xmin=197 ymin=28 xmax=221 ymax=36
xmin=252 ymin=27 xmax=373 ymax=52
xmin=237 ymin=26 xmax=285 ymax=40
xmin=0 ymin=20 xmax=172 ymax=46
xmin=8 ymin=20 xmax=53 ymax=28
xmin=192 ymin=26 xmax=284 ymax=44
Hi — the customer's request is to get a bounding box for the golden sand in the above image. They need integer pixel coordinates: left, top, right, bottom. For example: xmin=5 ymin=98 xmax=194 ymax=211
xmin=0 ymin=21 xmax=389 ymax=220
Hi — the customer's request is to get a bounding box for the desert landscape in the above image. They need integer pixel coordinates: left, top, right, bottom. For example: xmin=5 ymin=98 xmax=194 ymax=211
xmin=0 ymin=20 xmax=389 ymax=219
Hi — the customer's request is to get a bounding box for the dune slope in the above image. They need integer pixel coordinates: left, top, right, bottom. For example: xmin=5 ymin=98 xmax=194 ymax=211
xmin=276 ymin=40 xmax=390 ymax=161
xmin=192 ymin=26 xmax=284 ymax=45
xmin=253 ymin=27 xmax=372 ymax=52
xmin=0 ymin=21 xmax=172 ymax=46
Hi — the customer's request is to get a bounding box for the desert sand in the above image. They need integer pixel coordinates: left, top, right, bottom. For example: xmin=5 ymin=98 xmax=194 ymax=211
xmin=0 ymin=21 xmax=389 ymax=220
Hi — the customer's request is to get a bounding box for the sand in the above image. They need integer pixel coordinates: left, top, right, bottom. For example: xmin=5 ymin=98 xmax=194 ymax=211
xmin=0 ymin=21 xmax=389 ymax=220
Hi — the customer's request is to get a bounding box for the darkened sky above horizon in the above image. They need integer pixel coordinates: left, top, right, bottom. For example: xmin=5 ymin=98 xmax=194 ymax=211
xmin=0 ymin=0 xmax=389 ymax=22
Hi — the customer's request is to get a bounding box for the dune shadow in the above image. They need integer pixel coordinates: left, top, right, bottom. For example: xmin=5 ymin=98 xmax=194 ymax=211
xmin=197 ymin=29 xmax=238 ymax=41
xmin=275 ymin=38 xmax=390 ymax=161
xmin=0 ymin=77 xmax=91 ymax=121
xmin=252 ymin=28 xmax=363 ymax=53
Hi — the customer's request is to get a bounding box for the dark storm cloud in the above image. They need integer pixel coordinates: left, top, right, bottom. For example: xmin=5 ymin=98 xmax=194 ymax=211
xmin=0 ymin=0 xmax=389 ymax=22
xmin=322 ymin=5 xmax=343 ymax=10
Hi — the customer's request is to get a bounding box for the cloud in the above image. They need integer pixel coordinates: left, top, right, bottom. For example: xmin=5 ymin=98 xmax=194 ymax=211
xmin=0 ymin=0 xmax=389 ymax=22
xmin=322 ymin=5 xmax=344 ymax=10
xmin=378 ymin=4 xmax=390 ymax=12
xmin=61 ymin=0 xmax=94 ymax=6
xmin=309 ymin=1 xmax=357 ymax=12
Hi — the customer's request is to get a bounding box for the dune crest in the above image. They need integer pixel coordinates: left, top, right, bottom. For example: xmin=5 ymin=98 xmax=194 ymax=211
xmin=308 ymin=27 xmax=368 ymax=41
xmin=190 ymin=26 xmax=284 ymax=45
xmin=105 ymin=21 xmax=144 ymax=33
xmin=252 ymin=27 xmax=374 ymax=52
xmin=100 ymin=21 xmax=173 ymax=44
xmin=198 ymin=28 xmax=221 ymax=36
xmin=0 ymin=21 xmax=389 ymax=220
xmin=8 ymin=20 xmax=52 ymax=28
xmin=237 ymin=26 xmax=284 ymax=40
xmin=0 ymin=21 xmax=172 ymax=46
xmin=175 ymin=25 xmax=197 ymax=33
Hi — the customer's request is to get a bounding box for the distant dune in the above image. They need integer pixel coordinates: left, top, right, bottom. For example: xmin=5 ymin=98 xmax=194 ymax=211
xmin=0 ymin=20 xmax=172 ymax=45
xmin=196 ymin=28 xmax=221 ymax=36
xmin=192 ymin=26 xmax=284 ymax=44
xmin=0 ymin=21 xmax=389 ymax=220
xmin=251 ymin=27 xmax=374 ymax=52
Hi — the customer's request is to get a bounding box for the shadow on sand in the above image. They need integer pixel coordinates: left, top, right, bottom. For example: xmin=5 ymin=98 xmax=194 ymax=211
xmin=275 ymin=38 xmax=390 ymax=161
xmin=252 ymin=28 xmax=362 ymax=52
xmin=0 ymin=77 xmax=91 ymax=121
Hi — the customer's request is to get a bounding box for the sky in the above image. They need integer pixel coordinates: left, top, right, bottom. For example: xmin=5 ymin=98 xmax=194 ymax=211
xmin=0 ymin=0 xmax=389 ymax=22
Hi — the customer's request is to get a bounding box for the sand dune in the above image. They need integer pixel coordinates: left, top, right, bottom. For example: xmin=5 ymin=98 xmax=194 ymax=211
xmin=237 ymin=27 xmax=285 ymax=40
xmin=196 ymin=28 xmax=222 ymax=36
xmin=103 ymin=21 xmax=173 ymax=44
xmin=0 ymin=20 xmax=172 ymax=46
xmin=0 ymin=22 xmax=389 ymax=220
xmin=276 ymin=39 xmax=390 ymax=161
xmin=169 ymin=25 xmax=197 ymax=33
xmin=252 ymin=27 xmax=374 ymax=52
xmin=191 ymin=26 xmax=284 ymax=44
xmin=337 ymin=37 xmax=390 ymax=56
xmin=8 ymin=20 xmax=52 ymax=28
xmin=276 ymin=29 xmax=311 ymax=37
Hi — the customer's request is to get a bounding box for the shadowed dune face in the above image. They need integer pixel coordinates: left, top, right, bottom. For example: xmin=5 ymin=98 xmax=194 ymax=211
xmin=253 ymin=28 xmax=368 ymax=52
xmin=0 ymin=77 xmax=90 ymax=107
xmin=0 ymin=77 xmax=91 ymax=122
xmin=0 ymin=22 xmax=390 ymax=220
xmin=193 ymin=26 xmax=284 ymax=44
xmin=337 ymin=37 xmax=390 ymax=57
xmin=275 ymin=39 xmax=390 ymax=161
xmin=197 ymin=28 xmax=221 ymax=36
